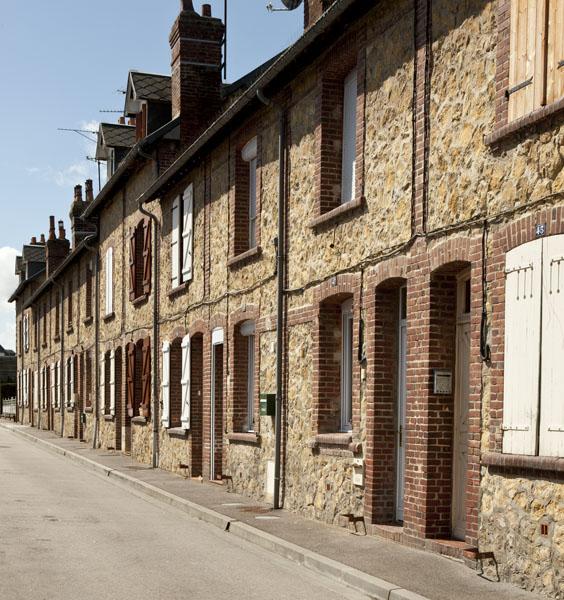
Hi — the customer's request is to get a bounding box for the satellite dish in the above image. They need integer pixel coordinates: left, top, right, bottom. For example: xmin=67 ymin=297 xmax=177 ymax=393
xmin=281 ymin=0 xmax=303 ymax=9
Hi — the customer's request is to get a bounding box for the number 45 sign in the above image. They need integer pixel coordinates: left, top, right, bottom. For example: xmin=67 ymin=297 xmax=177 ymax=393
xmin=536 ymin=223 xmax=547 ymax=237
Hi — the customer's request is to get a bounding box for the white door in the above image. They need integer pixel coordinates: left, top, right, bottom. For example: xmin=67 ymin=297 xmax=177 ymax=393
xmin=396 ymin=287 xmax=407 ymax=522
xmin=452 ymin=276 xmax=471 ymax=540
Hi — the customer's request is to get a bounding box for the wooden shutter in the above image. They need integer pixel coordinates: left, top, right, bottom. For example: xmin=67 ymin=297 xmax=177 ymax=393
xmin=129 ymin=231 xmax=136 ymax=301
xmin=33 ymin=370 xmax=38 ymax=410
xmin=181 ymin=336 xmax=191 ymax=429
xmin=100 ymin=355 xmax=106 ymax=415
xmin=503 ymin=239 xmax=542 ymax=455
xmin=141 ymin=338 xmax=151 ymax=418
xmin=539 ymin=234 xmax=564 ymax=456
xmin=508 ymin=0 xmax=547 ymax=121
xmin=126 ymin=344 xmax=135 ymax=416
xmin=106 ymin=248 xmax=113 ymax=315
xmin=50 ymin=364 xmax=56 ymax=410
xmin=171 ymin=197 xmax=180 ymax=288
xmin=143 ymin=219 xmax=152 ymax=296
xmin=161 ymin=342 xmax=171 ymax=428
xmin=181 ymin=186 xmax=194 ymax=283
xmin=70 ymin=357 xmax=75 ymax=407
xmin=546 ymin=0 xmax=564 ymax=104
xmin=57 ymin=362 xmax=62 ymax=410
xmin=109 ymin=351 xmax=116 ymax=416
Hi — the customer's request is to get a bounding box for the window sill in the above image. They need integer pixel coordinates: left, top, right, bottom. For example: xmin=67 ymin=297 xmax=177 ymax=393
xmin=227 ymin=432 xmax=260 ymax=444
xmin=103 ymin=312 xmax=115 ymax=323
xmin=168 ymin=282 xmax=190 ymax=299
xmin=482 ymin=452 xmax=564 ymax=474
xmin=104 ymin=414 xmax=115 ymax=422
xmin=132 ymin=295 xmax=148 ymax=307
xmin=84 ymin=407 xmax=93 ymax=414
xmin=131 ymin=416 xmax=148 ymax=426
xmin=485 ymin=97 xmax=564 ymax=146
xmin=308 ymin=433 xmax=353 ymax=449
xmin=228 ymin=246 xmax=262 ymax=269
xmin=308 ymin=196 xmax=365 ymax=229
xmin=167 ymin=427 xmax=189 ymax=439
xmin=83 ymin=316 xmax=94 ymax=326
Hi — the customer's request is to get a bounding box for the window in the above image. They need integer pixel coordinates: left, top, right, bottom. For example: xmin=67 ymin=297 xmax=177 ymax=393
xmin=126 ymin=338 xmax=151 ymax=418
xmin=129 ymin=220 xmax=152 ymax=302
xmin=507 ymin=0 xmax=564 ymax=122
xmin=171 ymin=185 xmax=194 ymax=288
xmin=243 ymin=323 xmax=256 ymax=432
xmin=341 ymin=69 xmax=358 ymax=204
xmin=232 ymin=320 xmax=256 ymax=433
xmin=105 ymin=248 xmax=114 ymax=315
xmin=50 ymin=363 xmax=56 ymax=411
xmin=503 ymin=235 xmax=564 ymax=457
xmin=340 ymin=300 xmax=354 ymax=432
xmin=232 ymin=138 xmax=259 ymax=258
xmin=67 ymin=277 xmax=73 ymax=329
xmin=86 ymin=261 xmax=93 ymax=319
xmin=54 ymin=292 xmax=60 ymax=338
xmin=43 ymin=302 xmax=47 ymax=346
xmin=23 ymin=314 xmax=29 ymax=352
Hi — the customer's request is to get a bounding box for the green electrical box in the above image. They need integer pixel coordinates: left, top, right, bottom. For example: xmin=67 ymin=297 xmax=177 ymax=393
xmin=260 ymin=393 xmax=276 ymax=416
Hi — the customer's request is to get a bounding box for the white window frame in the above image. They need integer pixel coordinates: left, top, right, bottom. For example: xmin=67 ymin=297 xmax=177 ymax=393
xmin=109 ymin=350 xmax=116 ymax=417
xmin=341 ymin=68 xmax=358 ymax=205
xmin=105 ymin=247 xmax=114 ymax=316
xmin=161 ymin=342 xmax=171 ymax=428
xmin=242 ymin=137 xmax=258 ymax=250
xmin=340 ymin=299 xmax=354 ymax=432
xmin=23 ymin=314 xmax=29 ymax=352
xmin=240 ymin=320 xmax=256 ymax=432
xmin=181 ymin=335 xmax=191 ymax=430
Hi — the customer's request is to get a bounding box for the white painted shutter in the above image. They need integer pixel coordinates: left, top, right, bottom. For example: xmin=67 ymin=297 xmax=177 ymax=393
xmin=109 ymin=351 xmax=116 ymax=416
xmin=23 ymin=315 xmax=29 ymax=352
xmin=539 ymin=234 xmax=564 ymax=456
xmin=70 ymin=358 xmax=75 ymax=408
xmin=546 ymin=0 xmax=564 ymax=105
xmin=503 ymin=239 xmax=542 ymax=455
xmin=181 ymin=336 xmax=191 ymax=429
xmin=57 ymin=361 xmax=62 ymax=410
xmin=33 ymin=370 xmax=38 ymax=410
xmin=106 ymin=248 xmax=113 ymax=315
xmin=100 ymin=355 xmax=106 ymax=415
xmin=50 ymin=363 xmax=56 ymax=410
xmin=161 ymin=342 xmax=171 ymax=428
xmin=41 ymin=368 xmax=45 ymax=410
xmin=182 ymin=185 xmax=194 ymax=283
xmin=341 ymin=68 xmax=358 ymax=204
xmin=171 ymin=197 xmax=180 ymax=288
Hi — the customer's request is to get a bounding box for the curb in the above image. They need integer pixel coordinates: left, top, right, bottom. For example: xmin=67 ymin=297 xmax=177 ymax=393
xmin=3 ymin=424 xmax=431 ymax=600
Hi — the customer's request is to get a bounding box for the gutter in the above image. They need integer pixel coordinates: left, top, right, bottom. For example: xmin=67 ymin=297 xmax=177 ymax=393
xmin=137 ymin=0 xmax=363 ymax=205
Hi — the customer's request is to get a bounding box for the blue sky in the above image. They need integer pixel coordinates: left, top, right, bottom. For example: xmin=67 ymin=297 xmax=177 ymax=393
xmin=0 ymin=0 xmax=303 ymax=348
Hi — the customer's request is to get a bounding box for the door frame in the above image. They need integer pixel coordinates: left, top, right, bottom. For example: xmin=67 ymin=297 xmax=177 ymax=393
xmin=395 ymin=286 xmax=408 ymax=522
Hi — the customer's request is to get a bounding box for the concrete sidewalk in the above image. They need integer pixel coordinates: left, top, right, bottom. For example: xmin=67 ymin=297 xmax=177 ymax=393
xmin=1 ymin=422 xmax=544 ymax=600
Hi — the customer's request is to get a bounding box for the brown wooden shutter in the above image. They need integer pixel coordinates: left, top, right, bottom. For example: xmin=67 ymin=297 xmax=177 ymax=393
xmin=546 ymin=0 xmax=564 ymax=104
xmin=126 ymin=343 xmax=135 ymax=416
xmin=141 ymin=338 xmax=151 ymax=418
xmin=142 ymin=219 xmax=152 ymax=296
xmin=129 ymin=230 xmax=137 ymax=301
xmin=508 ymin=0 xmax=547 ymax=121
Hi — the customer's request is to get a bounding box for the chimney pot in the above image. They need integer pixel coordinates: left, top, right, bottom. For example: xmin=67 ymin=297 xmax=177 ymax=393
xmin=128 ymin=117 xmax=136 ymax=126
xmin=74 ymin=185 xmax=83 ymax=202
xmin=40 ymin=234 xmax=46 ymax=245
xmin=118 ymin=116 xmax=126 ymax=125
xmin=85 ymin=179 xmax=94 ymax=203
xmin=31 ymin=237 xmax=37 ymax=245
xmin=58 ymin=220 xmax=66 ymax=241
xmin=181 ymin=0 xmax=195 ymax=11
xmin=49 ymin=216 xmax=56 ymax=241
xmin=202 ymin=4 xmax=211 ymax=16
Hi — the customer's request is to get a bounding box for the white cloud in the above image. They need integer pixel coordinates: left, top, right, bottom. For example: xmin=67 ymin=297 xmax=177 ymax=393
xmin=0 ymin=247 xmax=19 ymax=350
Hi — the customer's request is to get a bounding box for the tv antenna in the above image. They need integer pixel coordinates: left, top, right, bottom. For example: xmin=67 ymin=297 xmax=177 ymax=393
xmin=57 ymin=128 xmax=97 ymax=143
xmin=267 ymin=0 xmax=303 ymax=11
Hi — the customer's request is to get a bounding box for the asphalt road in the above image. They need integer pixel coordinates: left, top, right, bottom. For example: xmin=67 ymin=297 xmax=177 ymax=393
xmin=0 ymin=428 xmax=368 ymax=600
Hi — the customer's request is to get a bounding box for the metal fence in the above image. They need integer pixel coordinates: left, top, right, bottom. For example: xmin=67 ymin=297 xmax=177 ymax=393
xmin=0 ymin=397 xmax=16 ymax=418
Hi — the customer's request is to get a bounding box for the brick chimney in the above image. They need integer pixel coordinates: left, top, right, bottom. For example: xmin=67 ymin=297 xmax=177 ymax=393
xmin=69 ymin=182 xmax=97 ymax=247
xmin=304 ymin=0 xmax=333 ymax=31
xmin=46 ymin=216 xmax=70 ymax=276
xmin=170 ymin=1 xmax=225 ymax=148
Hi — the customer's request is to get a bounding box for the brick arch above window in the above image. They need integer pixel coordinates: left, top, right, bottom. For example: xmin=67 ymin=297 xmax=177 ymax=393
xmin=189 ymin=320 xmax=208 ymax=338
xmin=366 ymin=256 xmax=409 ymax=291
xmin=428 ymin=237 xmax=472 ymax=274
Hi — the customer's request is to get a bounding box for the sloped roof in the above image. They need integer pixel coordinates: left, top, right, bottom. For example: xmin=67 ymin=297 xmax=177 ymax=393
xmin=22 ymin=244 xmax=46 ymax=264
xmin=130 ymin=72 xmax=171 ymax=103
xmin=96 ymin=123 xmax=136 ymax=160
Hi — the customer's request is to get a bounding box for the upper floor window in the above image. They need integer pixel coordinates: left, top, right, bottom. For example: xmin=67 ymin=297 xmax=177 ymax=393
xmin=241 ymin=138 xmax=258 ymax=249
xmin=171 ymin=184 xmax=194 ymax=289
xmin=129 ymin=219 xmax=152 ymax=302
xmin=503 ymin=234 xmax=564 ymax=458
xmin=85 ymin=260 xmax=93 ymax=320
xmin=508 ymin=0 xmax=564 ymax=122
xmin=67 ymin=277 xmax=73 ymax=330
xmin=341 ymin=69 xmax=358 ymax=204
xmin=23 ymin=314 xmax=29 ymax=353
xmin=105 ymin=248 xmax=114 ymax=316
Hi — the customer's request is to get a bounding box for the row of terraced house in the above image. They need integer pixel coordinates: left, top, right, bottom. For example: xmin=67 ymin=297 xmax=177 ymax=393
xmin=9 ymin=0 xmax=564 ymax=596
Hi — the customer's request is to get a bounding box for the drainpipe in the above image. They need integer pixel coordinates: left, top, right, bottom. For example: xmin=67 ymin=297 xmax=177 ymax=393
xmin=83 ymin=231 xmax=100 ymax=449
xmin=256 ymin=89 xmax=286 ymax=510
xmin=138 ymin=199 xmax=160 ymax=469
